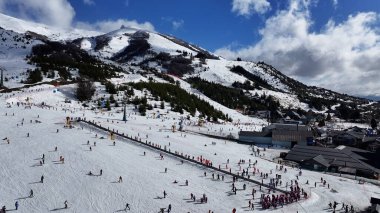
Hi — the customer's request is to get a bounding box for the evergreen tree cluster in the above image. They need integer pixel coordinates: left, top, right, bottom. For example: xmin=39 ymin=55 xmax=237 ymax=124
xmin=230 ymin=65 xmax=273 ymax=90
xmin=29 ymin=41 xmax=121 ymax=81
xmin=129 ymin=82 xmax=229 ymax=121
xmin=105 ymin=81 xmax=117 ymax=94
xmin=76 ymin=78 xmax=95 ymax=101
xmin=26 ymin=69 xmax=43 ymax=84
xmin=187 ymin=77 xmax=280 ymax=115
xmin=336 ymin=103 xmax=361 ymax=120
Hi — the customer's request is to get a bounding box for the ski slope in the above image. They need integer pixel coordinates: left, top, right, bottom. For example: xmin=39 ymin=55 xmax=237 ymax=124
xmin=0 ymin=85 xmax=379 ymax=212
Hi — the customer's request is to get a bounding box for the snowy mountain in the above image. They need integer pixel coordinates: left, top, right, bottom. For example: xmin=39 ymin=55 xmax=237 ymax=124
xmin=0 ymin=13 xmax=379 ymax=123
xmin=0 ymin=12 xmax=379 ymax=213
xmin=0 ymin=13 xmax=101 ymax=41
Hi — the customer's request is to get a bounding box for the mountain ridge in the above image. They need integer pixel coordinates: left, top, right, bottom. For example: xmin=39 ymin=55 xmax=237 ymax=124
xmin=0 ymin=13 xmax=378 ymax=123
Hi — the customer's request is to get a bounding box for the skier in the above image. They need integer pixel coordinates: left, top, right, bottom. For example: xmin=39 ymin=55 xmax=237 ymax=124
xmin=125 ymin=203 xmax=130 ymax=210
xmin=15 ymin=201 xmax=19 ymax=210
xmin=165 ymin=168 xmax=167 ymax=173
xmin=55 ymin=146 xmax=58 ymax=152
xmin=30 ymin=189 xmax=34 ymax=198
xmin=100 ymin=169 xmax=103 ymax=176
xmin=64 ymin=200 xmax=68 ymax=209
xmin=185 ymin=180 xmax=188 ymax=186
xmin=118 ymin=176 xmax=123 ymax=183
xmin=163 ymin=190 xmax=167 ymax=198
xmin=168 ymin=204 xmax=172 ymax=212
xmin=41 ymin=175 xmax=44 ymax=183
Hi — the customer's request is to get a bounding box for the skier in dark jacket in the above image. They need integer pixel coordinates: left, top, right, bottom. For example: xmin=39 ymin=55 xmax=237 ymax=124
xmin=15 ymin=201 xmax=19 ymax=210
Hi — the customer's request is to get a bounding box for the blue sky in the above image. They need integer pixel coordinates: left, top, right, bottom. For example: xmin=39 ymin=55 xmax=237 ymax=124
xmin=0 ymin=0 xmax=380 ymax=96
xmin=66 ymin=0 xmax=379 ymax=51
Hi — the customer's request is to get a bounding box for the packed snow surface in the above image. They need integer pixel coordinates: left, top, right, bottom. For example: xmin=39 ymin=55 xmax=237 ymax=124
xmin=0 ymin=85 xmax=379 ymax=212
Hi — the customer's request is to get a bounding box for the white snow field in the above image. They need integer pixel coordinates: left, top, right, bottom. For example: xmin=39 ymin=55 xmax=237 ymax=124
xmin=0 ymin=86 xmax=379 ymax=213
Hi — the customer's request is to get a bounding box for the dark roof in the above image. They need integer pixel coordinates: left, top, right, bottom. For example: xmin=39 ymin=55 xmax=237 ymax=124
xmin=272 ymin=130 xmax=313 ymax=142
xmin=371 ymin=197 xmax=380 ymax=205
xmin=285 ymin=145 xmax=380 ymax=174
xmin=239 ymin=131 xmax=271 ymax=137
xmin=312 ymin=155 xmax=330 ymax=168
xmin=267 ymin=123 xmax=309 ymax=131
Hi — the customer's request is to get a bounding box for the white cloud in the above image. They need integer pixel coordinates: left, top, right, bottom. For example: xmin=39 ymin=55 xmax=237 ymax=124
xmin=83 ymin=0 xmax=95 ymax=6
xmin=172 ymin=20 xmax=184 ymax=30
xmin=332 ymin=0 xmax=338 ymax=8
xmin=216 ymin=0 xmax=380 ymax=96
xmin=76 ymin=19 xmax=155 ymax=33
xmin=0 ymin=0 xmax=75 ymax=29
xmin=232 ymin=0 xmax=271 ymax=16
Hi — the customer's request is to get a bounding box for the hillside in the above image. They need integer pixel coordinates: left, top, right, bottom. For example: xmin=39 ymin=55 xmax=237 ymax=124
xmin=0 ymin=12 xmax=379 ymax=124
xmin=0 ymin=12 xmax=379 ymax=213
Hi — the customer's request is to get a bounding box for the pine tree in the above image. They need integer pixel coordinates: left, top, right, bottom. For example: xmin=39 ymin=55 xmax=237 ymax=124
xmin=371 ymin=118 xmax=377 ymax=130
xmin=326 ymin=113 xmax=332 ymax=121
xmin=105 ymin=100 xmax=111 ymax=111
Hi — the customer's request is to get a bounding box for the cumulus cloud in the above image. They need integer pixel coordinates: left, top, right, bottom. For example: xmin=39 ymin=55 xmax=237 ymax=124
xmin=0 ymin=0 xmax=75 ymax=29
xmin=216 ymin=0 xmax=380 ymax=96
xmin=232 ymin=0 xmax=271 ymax=16
xmin=76 ymin=19 xmax=155 ymax=33
xmin=83 ymin=0 xmax=95 ymax=6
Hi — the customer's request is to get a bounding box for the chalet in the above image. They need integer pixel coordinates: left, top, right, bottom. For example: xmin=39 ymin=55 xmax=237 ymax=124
xmin=285 ymin=145 xmax=380 ymax=179
xmin=239 ymin=123 xmax=314 ymax=147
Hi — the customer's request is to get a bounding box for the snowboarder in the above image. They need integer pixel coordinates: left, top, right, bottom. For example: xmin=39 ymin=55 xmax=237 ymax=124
xmin=125 ymin=203 xmax=130 ymax=210
xmin=15 ymin=201 xmax=19 ymax=210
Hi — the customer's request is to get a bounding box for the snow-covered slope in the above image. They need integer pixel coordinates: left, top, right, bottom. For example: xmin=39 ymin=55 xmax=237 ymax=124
xmin=0 ymin=13 xmax=101 ymax=41
xmin=0 ymin=12 xmax=375 ymax=120
xmin=0 ymin=85 xmax=379 ymax=212
xmin=0 ymin=28 xmax=42 ymax=87
xmin=77 ymin=27 xmax=206 ymax=59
